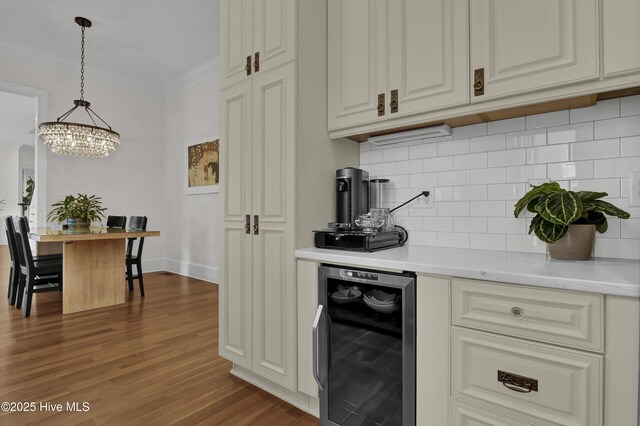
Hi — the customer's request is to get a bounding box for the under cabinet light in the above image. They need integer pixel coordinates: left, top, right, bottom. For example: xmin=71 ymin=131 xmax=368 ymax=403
xmin=368 ymin=124 xmax=451 ymax=147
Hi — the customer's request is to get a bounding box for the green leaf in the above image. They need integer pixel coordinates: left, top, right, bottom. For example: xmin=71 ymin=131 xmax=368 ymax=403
xmin=586 ymin=199 xmax=631 ymax=219
xmin=513 ymin=182 xmax=564 ymax=218
xmin=585 ymin=212 xmax=609 ymax=233
xmin=538 ymin=191 xmax=582 ymax=225
xmin=575 ymin=191 xmax=607 ymax=203
xmin=530 ymin=215 xmax=568 ymax=243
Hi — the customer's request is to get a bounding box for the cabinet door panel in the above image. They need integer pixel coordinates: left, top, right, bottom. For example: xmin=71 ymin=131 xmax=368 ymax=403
xmin=328 ymin=0 xmax=385 ymax=130
xmin=253 ymin=0 xmax=296 ymax=75
xmin=388 ymin=0 xmax=469 ymax=116
xmin=251 ymin=63 xmax=297 ymax=390
xmin=220 ymin=0 xmax=254 ymax=88
xmin=603 ymin=0 xmax=640 ymax=77
xmin=471 ymin=0 xmax=598 ymax=101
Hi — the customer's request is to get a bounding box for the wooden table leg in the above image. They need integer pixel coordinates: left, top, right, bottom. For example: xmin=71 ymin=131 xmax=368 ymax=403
xmin=62 ymin=238 xmax=126 ymax=314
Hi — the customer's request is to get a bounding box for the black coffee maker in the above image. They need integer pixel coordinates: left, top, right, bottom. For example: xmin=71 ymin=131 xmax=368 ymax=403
xmin=334 ymin=167 xmax=369 ymax=229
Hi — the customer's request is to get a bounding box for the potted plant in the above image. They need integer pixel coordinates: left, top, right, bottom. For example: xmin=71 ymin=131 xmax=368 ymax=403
xmin=47 ymin=193 xmax=107 ymax=229
xmin=18 ymin=177 xmax=34 ymax=216
xmin=514 ymin=182 xmax=630 ymax=260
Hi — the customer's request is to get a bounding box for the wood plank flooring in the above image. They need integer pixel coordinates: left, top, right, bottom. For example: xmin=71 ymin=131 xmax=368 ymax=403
xmin=0 ymin=246 xmax=319 ymax=425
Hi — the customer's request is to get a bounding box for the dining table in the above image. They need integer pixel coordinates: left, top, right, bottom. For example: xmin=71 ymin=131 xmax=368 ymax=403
xmin=29 ymin=226 xmax=160 ymax=314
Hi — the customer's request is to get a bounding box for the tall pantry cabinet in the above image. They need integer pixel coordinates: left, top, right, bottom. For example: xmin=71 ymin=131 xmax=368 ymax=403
xmin=218 ymin=0 xmax=358 ymax=393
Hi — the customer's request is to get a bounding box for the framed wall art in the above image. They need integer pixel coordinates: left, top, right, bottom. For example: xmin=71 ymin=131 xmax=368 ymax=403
xmin=186 ymin=135 xmax=219 ymax=195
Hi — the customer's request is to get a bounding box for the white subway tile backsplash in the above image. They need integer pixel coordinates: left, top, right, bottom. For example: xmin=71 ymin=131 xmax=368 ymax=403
xmin=437 ymin=232 xmax=470 ymax=248
xmin=621 ymin=95 xmax=640 ymax=117
xmin=569 ymin=178 xmax=621 ymax=197
xmin=454 ymin=217 xmax=487 ymax=233
xmin=488 ymin=218 xmax=525 ymax=234
xmin=469 ymin=134 xmax=506 ymax=153
xmin=438 ymin=170 xmax=469 ymax=186
xmin=488 ymin=149 xmax=526 ymax=167
xmin=360 ymin=97 xmax=637 ymax=259
xmin=621 ymin=136 xmax=640 ymax=157
xmin=526 ymin=110 xmax=569 ymax=129
xmin=488 ymin=117 xmax=526 ymax=135
xmin=453 ymin=123 xmax=487 ymax=139
xmin=470 ymin=167 xmax=506 ymax=184
xmin=438 ymin=138 xmax=469 ymax=156
xmin=595 ymin=157 xmax=640 ymax=178
xmin=361 ymin=149 xmax=383 ymax=164
xmin=526 ymin=144 xmax=569 ymax=164
xmin=383 ymin=146 xmax=409 ymax=162
xmin=595 ymin=116 xmax=640 ymax=139
xmin=548 ymin=161 xmax=594 ymax=180
xmin=409 ymin=142 xmax=438 ymax=159
xmin=570 ymin=98 xmax=619 ymax=123
xmin=570 ymin=138 xmax=620 ymax=161
xmin=423 ymin=156 xmax=453 ymax=172
xmin=454 ymin=152 xmax=488 ymax=170
xmin=505 ymin=164 xmax=547 ymax=183
xmin=547 ymin=122 xmax=594 ymax=145
xmin=488 ymin=183 xmax=526 ymax=200
xmin=506 ymin=129 xmax=547 ymax=149
xmin=470 ymin=233 xmax=506 ymax=251
xmin=453 ymin=185 xmax=488 ymax=201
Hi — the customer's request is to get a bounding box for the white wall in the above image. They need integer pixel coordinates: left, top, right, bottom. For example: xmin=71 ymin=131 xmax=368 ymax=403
xmin=162 ymin=59 xmax=220 ymax=282
xmin=0 ymin=43 xmax=167 ymax=264
xmin=360 ymin=97 xmax=640 ymax=260
xmin=0 ymin=144 xmax=19 ymax=244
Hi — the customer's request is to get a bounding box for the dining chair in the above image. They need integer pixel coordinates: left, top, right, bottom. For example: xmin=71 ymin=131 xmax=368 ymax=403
xmin=5 ymin=216 xmax=61 ymax=306
xmin=107 ymin=215 xmax=127 ymax=228
xmin=12 ymin=216 xmax=63 ymax=317
xmin=126 ymin=216 xmax=148 ymax=297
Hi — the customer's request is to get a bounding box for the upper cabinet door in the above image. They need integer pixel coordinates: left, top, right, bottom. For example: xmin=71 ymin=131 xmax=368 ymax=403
xmin=253 ymin=0 xmax=297 ymax=78
xmin=470 ymin=0 xmax=598 ymax=102
xmin=603 ymin=0 xmax=640 ymax=77
xmin=220 ymin=0 xmax=254 ymax=89
xmin=387 ymin=0 xmax=469 ymax=117
xmin=328 ymin=0 xmax=386 ymax=131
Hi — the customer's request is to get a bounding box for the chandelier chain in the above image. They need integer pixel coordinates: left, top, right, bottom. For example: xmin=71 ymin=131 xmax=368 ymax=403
xmin=80 ymin=24 xmax=85 ymax=100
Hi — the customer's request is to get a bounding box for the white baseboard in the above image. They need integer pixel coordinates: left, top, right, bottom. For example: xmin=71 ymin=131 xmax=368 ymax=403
xmin=158 ymin=258 xmax=219 ymax=284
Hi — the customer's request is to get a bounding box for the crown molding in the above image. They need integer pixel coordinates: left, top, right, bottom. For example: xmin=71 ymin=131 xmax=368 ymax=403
xmin=163 ymin=56 xmax=219 ymax=94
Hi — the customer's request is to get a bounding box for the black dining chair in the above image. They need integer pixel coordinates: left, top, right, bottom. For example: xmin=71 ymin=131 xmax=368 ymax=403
xmin=12 ymin=216 xmax=63 ymax=317
xmin=5 ymin=216 xmax=61 ymax=307
xmin=107 ymin=215 xmax=127 ymax=228
xmin=126 ymin=216 xmax=148 ymax=297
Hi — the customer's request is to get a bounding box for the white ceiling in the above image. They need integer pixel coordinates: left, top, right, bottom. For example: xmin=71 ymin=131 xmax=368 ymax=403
xmin=0 ymin=0 xmax=219 ymax=88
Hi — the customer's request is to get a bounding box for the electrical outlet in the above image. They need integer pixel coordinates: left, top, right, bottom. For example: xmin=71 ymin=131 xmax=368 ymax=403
xmin=630 ymin=171 xmax=640 ymax=207
xmin=423 ymin=188 xmax=434 ymax=209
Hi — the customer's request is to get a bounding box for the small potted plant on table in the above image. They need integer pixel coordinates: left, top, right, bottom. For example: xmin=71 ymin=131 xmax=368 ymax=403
xmin=47 ymin=193 xmax=106 ymax=229
xmin=514 ymin=182 xmax=630 ymax=260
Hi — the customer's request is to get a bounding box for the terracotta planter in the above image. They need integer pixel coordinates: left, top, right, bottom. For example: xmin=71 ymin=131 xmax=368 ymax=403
xmin=547 ymin=224 xmax=596 ymax=261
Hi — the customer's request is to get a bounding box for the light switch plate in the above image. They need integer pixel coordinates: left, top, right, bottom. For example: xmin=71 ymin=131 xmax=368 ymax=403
xmin=630 ymin=171 xmax=640 ymax=207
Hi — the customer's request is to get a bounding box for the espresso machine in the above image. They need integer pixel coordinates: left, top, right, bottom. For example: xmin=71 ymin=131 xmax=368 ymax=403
xmin=314 ymin=167 xmax=407 ymax=252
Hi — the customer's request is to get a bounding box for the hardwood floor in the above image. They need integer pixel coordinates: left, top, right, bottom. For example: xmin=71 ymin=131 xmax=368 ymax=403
xmin=0 ymin=246 xmax=319 ymax=425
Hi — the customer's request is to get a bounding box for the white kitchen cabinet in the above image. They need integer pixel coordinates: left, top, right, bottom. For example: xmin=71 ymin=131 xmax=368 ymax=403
xmin=470 ymin=0 xmax=599 ymax=102
xmin=603 ymin=0 xmax=640 ymax=77
xmin=219 ymin=0 xmax=359 ymax=399
xmin=328 ymin=0 xmax=469 ymax=131
xmin=220 ymin=0 xmax=296 ymax=89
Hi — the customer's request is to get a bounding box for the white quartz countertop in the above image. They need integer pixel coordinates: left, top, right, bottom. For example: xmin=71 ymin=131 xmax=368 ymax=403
xmin=295 ymin=245 xmax=640 ymax=297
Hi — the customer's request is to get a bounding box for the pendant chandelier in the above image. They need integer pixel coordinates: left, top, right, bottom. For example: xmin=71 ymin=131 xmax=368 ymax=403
xmin=38 ymin=17 xmax=120 ymax=157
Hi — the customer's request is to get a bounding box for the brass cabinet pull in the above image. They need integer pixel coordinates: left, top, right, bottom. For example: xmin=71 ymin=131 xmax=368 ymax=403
xmin=253 ymin=51 xmax=260 ymax=72
xmin=474 ymin=68 xmax=484 ymax=96
xmin=253 ymin=215 xmax=259 ymax=235
xmin=511 ymin=306 xmax=524 ymax=318
xmin=498 ymin=370 xmax=538 ymax=393
xmin=245 ymin=215 xmax=251 ymax=234
xmin=245 ymin=56 xmax=252 ymax=76
xmin=390 ymin=89 xmax=398 ymax=113
xmin=377 ymin=93 xmax=385 ymax=116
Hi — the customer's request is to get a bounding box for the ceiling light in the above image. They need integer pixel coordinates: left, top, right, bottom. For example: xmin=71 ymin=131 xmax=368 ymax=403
xmin=38 ymin=17 xmax=120 ymax=157
xmin=368 ymin=124 xmax=451 ymax=147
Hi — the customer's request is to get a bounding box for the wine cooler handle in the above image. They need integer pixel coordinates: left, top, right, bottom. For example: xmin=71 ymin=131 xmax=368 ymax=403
xmin=312 ymin=304 xmax=325 ymax=391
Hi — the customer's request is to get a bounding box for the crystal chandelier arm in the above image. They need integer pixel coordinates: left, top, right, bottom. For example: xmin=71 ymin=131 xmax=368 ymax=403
xmin=56 ymin=104 xmax=81 ymax=122
xmin=86 ymin=107 xmax=114 ymax=131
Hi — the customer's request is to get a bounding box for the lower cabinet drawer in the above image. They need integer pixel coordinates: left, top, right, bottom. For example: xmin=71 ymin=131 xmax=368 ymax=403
xmin=452 ymin=327 xmax=603 ymax=426
xmin=451 ymin=400 xmax=533 ymax=426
